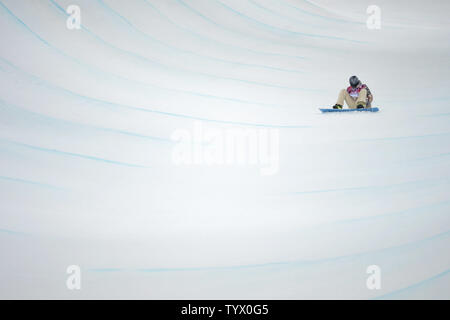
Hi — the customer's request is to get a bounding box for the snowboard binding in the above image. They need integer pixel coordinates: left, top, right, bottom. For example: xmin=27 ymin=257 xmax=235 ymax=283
xmin=356 ymin=101 xmax=366 ymax=109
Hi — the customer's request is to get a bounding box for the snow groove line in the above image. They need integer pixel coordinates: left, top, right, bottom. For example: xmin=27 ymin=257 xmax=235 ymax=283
xmin=374 ymin=268 xmax=450 ymax=300
xmin=0 ymin=98 xmax=173 ymax=143
xmin=212 ymin=0 xmax=367 ymax=43
xmin=277 ymin=0 xmax=364 ymax=25
xmin=174 ymin=0 xmax=364 ymax=52
xmin=246 ymin=0 xmax=325 ymax=28
xmin=95 ymin=0 xmax=306 ymax=74
xmin=324 ymin=199 xmax=450 ymax=226
xmin=50 ymin=0 xmax=313 ymax=92
xmin=0 ymin=57 xmax=311 ymax=128
xmin=281 ymin=178 xmax=448 ymax=196
xmin=86 ymin=229 xmax=450 ymax=273
xmin=0 ymin=175 xmax=66 ymax=190
xmin=0 ymin=138 xmax=152 ymax=168
xmin=0 ymin=0 xmax=306 ymax=109
xmin=141 ymin=0 xmax=309 ymax=60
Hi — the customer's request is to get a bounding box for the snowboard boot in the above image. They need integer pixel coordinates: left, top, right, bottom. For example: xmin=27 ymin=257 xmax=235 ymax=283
xmin=356 ymin=102 xmax=366 ymax=109
xmin=333 ymin=104 xmax=343 ymax=109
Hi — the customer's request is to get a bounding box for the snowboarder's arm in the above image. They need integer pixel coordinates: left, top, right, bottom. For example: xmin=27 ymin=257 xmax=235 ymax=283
xmin=363 ymin=85 xmax=373 ymax=102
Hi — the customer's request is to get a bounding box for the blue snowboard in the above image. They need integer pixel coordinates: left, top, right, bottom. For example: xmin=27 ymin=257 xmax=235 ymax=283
xmin=319 ymin=107 xmax=379 ymax=113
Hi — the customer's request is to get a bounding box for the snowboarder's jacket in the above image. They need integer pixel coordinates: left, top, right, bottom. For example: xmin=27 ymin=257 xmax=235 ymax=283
xmin=347 ymin=84 xmax=373 ymax=106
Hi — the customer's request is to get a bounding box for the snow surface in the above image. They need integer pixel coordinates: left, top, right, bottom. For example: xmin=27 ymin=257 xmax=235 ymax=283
xmin=0 ymin=0 xmax=449 ymax=299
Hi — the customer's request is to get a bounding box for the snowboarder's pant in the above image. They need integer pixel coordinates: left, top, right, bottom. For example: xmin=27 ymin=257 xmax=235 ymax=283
xmin=336 ymin=88 xmax=368 ymax=109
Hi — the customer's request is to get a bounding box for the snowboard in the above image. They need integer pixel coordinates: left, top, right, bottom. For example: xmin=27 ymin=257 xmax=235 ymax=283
xmin=319 ymin=107 xmax=379 ymax=113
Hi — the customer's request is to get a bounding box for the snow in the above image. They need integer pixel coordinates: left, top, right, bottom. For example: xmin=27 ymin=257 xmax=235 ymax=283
xmin=0 ymin=0 xmax=449 ymax=299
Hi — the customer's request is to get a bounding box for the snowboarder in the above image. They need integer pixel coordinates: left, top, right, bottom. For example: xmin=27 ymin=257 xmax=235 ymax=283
xmin=333 ymin=76 xmax=373 ymax=109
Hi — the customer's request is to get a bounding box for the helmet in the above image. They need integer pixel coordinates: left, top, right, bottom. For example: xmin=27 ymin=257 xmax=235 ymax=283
xmin=349 ymin=76 xmax=360 ymax=88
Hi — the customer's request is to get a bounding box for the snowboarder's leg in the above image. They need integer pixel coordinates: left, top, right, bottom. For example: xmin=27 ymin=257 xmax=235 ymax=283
xmin=336 ymin=89 xmax=345 ymax=106
xmin=357 ymin=89 xmax=368 ymax=108
xmin=337 ymin=89 xmax=357 ymax=109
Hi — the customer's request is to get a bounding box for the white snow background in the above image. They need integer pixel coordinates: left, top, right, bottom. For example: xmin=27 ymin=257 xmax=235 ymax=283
xmin=0 ymin=0 xmax=449 ymax=299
